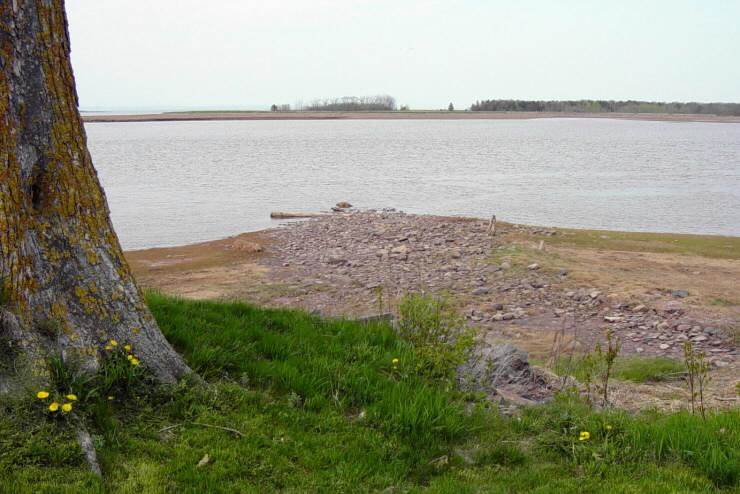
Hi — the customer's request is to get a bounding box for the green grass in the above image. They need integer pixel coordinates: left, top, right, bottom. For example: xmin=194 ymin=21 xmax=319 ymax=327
xmin=489 ymin=244 xmax=565 ymax=275
xmin=1 ymin=294 xmax=738 ymax=492
xmin=555 ymin=355 xmax=687 ymax=383
xmin=543 ymin=228 xmax=740 ymax=259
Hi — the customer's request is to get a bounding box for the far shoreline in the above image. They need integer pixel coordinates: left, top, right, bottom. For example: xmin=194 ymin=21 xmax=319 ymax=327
xmin=122 ymin=213 xmax=740 ymax=254
xmin=82 ymin=110 xmax=740 ymax=124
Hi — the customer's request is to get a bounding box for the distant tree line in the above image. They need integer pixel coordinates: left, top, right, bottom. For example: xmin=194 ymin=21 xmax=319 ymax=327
xmin=299 ymin=95 xmax=397 ymax=111
xmin=469 ymin=99 xmax=740 ymax=116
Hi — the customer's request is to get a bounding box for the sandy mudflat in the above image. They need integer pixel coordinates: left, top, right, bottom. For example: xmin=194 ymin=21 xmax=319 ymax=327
xmin=83 ymin=110 xmax=740 ymax=124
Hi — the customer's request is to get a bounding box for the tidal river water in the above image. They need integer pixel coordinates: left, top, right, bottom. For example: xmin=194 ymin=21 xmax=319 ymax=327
xmin=84 ymin=118 xmax=740 ymax=250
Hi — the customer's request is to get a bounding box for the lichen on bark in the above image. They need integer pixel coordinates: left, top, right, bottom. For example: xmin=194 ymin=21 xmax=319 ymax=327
xmin=0 ymin=0 xmax=190 ymax=384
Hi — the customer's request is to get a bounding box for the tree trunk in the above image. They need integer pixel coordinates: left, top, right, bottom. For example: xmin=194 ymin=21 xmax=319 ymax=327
xmin=0 ymin=0 xmax=190 ymax=384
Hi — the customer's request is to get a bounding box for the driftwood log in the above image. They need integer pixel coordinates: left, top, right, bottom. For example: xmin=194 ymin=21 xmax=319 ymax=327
xmin=270 ymin=211 xmax=331 ymax=219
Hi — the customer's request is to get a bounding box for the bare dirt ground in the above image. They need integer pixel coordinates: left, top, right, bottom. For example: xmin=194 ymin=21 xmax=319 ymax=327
xmin=84 ymin=111 xmax=740 ymax=124
xmin=126 ymin=211 xmax=739 ymax=412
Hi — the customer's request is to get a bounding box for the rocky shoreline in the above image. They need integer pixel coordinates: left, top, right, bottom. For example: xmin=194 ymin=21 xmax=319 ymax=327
xmin=127 ymin=208 xmax=739 ymax=409
xmin=259 ymin=210 xmax=736 ymax=366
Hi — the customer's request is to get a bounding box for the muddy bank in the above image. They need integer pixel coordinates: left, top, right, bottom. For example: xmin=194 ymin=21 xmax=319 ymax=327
xmin=127 ymin=210 xmax=739 ymax=410
xmin=84 ymin=110 xmax=740 ymax=124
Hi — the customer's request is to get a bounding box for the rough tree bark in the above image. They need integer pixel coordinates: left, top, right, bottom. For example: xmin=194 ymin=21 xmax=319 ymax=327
xmin=0 ymin=0 xmax=190 ymax=385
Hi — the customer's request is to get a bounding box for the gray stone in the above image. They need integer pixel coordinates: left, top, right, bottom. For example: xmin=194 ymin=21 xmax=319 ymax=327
xmin=671 ymin=289 xmax=689 ymax=298
xmin=457 ymin=342 xmax=554 ymax=404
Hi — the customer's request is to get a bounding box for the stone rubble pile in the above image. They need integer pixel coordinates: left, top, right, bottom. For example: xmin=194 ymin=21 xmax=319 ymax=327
xmin=263 ymin=210 xmax=736 ymax=368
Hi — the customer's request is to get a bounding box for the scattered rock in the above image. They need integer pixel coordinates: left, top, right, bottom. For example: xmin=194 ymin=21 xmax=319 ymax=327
xmin=527 ymin=263 xmax=540 ymax=270
xmin=391 ymin=245 xmax=409 ymax=255
xmin=671 ymin=289 xmax=689 ymax=298
xmin=472 ymin=287 xmax=490 ymax=296
xmin=335 ymin=201 xmax=352 ymax=209
xmin=327 ymin=255 xmax=347 ymax=265
xmin=457 ymin=343 xmax=555 ymax=405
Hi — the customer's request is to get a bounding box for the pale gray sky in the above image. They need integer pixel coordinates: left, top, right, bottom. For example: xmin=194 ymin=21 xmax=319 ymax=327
xmin=66 ymin=0 xmax=740 ymax=111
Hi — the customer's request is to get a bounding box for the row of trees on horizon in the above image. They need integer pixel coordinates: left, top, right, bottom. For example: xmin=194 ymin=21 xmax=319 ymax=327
xmin=469 ymin=99 xmax=740 ymax=116
xmin=269 ymin=96 xmax=740 ymax=116
xmin=271 ymin=95 xmax=397 ymax=112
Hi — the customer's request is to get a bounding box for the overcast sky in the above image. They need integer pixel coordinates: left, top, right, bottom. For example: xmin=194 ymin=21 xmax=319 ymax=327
xmin=65 ymin=0 xmax=740 ymax=111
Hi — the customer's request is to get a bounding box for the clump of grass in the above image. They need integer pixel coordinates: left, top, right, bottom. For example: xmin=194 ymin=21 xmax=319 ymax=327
xmin=556 ymin=355 xmax=686 ymax=384
xmin=489 ymin=244 xmax=562 ymax=274
xmin=149 ymin=292 xmax=479 ymax=444
xmin=474 ymin=443 xmax=528 ymax=467
xmin=520 ymin=394 xmax=740 ymax=487
xmin=543 ymin=228 xmax=740 ymax=260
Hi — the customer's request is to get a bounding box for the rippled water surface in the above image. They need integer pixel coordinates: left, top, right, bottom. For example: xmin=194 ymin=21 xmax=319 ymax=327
xmin=84 ymin=118 xmax=740 ymax=250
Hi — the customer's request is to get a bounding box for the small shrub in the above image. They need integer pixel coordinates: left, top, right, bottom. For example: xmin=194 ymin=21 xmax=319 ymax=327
xmin=599 ymin=329 xmax=621 ymax=406
xmin=397 ymin=293 xmax=475 ymax=382
xmin=683 ymin=341 xmax=711 ymax=418
xmin=556 ymin=329 xmax=621 ymax=407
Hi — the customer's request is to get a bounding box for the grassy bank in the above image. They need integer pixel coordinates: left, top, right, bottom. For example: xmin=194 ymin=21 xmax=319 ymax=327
xmin=541 ymin=228 xmax=740 ymax=260
xmin=1 ymin=294 xmax=738 ymax=492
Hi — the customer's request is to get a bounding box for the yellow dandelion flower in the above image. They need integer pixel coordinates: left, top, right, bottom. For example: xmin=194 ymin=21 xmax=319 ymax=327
xmin=124 ymin=344 xmax=132 ymax=352
xmin=61 ymin=403 xmax=73 ymax=413
xmin=579 ymin=431 xmax=590 ymax=441
xmin=36 ymin=391 xmax=50 ymax=399
xmin=392 ymin=358 xmax=399 ymax=365
xmin=605 ymin=425 xmax=613 ymax=431
xmin=127 ymin=354 xmax=134 ymax=361
xmin=66 ymin=394 xmax=77 ymax=401
xmin=109 ymin=339 xmax=118 ymax=347
xmin=107 ymin=396 xmax=114 ymax=401
xmin=130 ymin=358 xmax=140 ymax=366
xmin=49 ymin=402 xmax=60 ymax=412
xmin=104 ymin=345 xmax=113 ymax=351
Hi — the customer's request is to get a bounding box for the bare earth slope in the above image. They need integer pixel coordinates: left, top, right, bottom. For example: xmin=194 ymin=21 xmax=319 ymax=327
xmin=126 ymin=211 xmax=739 ymax=411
